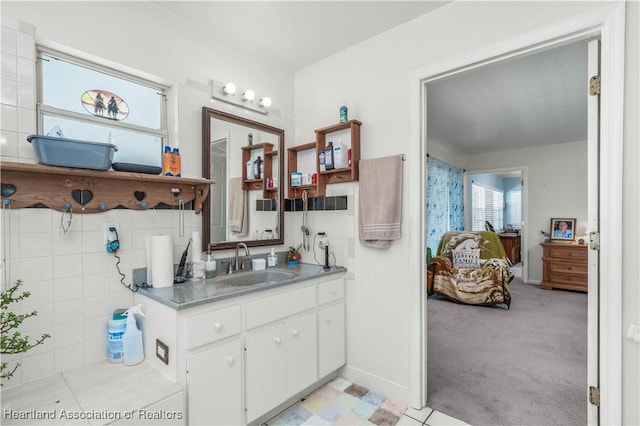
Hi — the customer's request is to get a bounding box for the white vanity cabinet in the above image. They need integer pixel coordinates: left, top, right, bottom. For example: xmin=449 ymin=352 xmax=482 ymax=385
xmin=135 ymin=272 xmax=345 ymax=426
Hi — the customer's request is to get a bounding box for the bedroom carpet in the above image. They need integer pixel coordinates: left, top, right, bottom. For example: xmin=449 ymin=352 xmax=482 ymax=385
xmin=427 ymin=268 xmax=588 ymax=426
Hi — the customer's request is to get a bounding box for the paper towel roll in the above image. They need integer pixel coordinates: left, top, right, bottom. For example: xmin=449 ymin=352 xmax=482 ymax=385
xmin=191 ymin=231 xmax=202 ymax=263
xmin=146 ymin=234 xmax=174 ymax=288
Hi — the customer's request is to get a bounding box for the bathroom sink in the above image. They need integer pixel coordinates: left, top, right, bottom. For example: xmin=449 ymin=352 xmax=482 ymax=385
xmin=216 ymin=269 xmax=297 ymax=287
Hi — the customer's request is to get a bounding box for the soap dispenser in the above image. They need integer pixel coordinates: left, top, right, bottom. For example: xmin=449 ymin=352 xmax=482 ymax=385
xmin=268 ymin=248 xmax=278 ymax=268
xmin=122 ymin=304 xmax=146 ymax=366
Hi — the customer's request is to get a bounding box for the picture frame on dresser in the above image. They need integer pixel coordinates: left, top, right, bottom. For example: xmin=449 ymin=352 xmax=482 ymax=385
xmin=550 ymin=217 xmax=576 ymax=241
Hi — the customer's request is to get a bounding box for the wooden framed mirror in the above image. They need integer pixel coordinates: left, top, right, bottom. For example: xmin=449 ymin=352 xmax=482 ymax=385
xmin=202 ymin=107 xmax=284 ymax=251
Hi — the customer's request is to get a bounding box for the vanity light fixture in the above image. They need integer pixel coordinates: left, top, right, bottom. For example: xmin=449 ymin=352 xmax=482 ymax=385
xmin=242 ymin=90 xmax=255 ymax=102
xmin=259 ymin=97 xmax=272 ymax=108
xmin=221 ymin=83 xmax=236 ymax=95
xmin=210 ymin=79 xmax=271 ymax=115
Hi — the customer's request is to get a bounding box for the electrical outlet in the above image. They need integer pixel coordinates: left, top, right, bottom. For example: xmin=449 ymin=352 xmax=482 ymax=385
xmin=156 ymin=339 xmax=169 ymax=364
xmin=319 ymin=236 xmax=329 ymax=249
xmin=104 ymin=223 xmax=120 ymax=248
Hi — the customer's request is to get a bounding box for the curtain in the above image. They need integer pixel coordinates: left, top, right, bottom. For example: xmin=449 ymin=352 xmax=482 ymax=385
xmin=426 ymin=156 xmax=464 ymax=255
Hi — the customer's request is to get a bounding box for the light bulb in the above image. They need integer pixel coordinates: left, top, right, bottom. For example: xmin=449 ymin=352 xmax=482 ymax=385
xmin=222 ymin=83 xmax=236 ymax=95
xmin=259 ymin=97 xmax=272 ymax=108
xmin=242 ymin=90 xmax=255 ymax=101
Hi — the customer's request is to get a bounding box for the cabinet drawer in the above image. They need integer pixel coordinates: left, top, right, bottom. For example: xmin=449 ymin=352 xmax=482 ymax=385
xmin=246 ymin=285 xmax=316 ymax=329
xmin=549 ymin=272 xmax=588 ymax=286
xmin=550 ymin=262 xmax=587 ymax=275
xmin=186 ymin=304 xmax=241 ymax=350
xmin=545 ymin=246 xmax=588 ymax=260
xmin=317 ymin=278 xmax=345 ymax=305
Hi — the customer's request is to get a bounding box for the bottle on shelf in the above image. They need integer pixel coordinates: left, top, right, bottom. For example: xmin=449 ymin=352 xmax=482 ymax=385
xmin=333 ymin=140 xmax=347 ymax=169
xmin=324 ymin=142 xmax=334 ymax=170
xmin=163 ymin=146 xmax=181 ymax=177
xmin=246 ymin=158 xmax=253 ymax=180
xmin=339 ymin=103 xmax=348 ymax=123
xmin=319 ymin=150 xmax=326 ymax=172
xmin=172 ymin=148 xmax=182 ymax=177
xmin=253 ymin=156 xmax=264 ymax=179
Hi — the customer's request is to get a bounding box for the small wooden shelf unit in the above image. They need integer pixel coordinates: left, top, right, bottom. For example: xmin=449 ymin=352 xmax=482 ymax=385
xmin=540 ymin=242 xmax=588 ymax=292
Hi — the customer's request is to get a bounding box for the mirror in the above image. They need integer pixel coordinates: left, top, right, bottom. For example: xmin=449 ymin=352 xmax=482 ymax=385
xmin=202 ymin=107 xmax=284 ymax=251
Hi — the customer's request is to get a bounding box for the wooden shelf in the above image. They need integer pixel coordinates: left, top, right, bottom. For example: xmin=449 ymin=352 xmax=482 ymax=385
xmin=241 ymin=142 xmax=277 ymax=199
xmin=287 ymin=120 xmax=361 ymax=199
xmin=0 ymin=161 xmax=211 ymax=213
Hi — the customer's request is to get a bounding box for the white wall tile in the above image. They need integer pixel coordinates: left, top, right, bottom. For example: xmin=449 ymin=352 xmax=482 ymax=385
xmin=108 ymin=291 xmax=134 ymax=313
xmin=53 ymin=254 xmax=82 ymax=279
xmin=84 ymin=338 xmax=107 ymax=364
xmin=20 ymin=329 xmax=53 ymax=356
xmin=53 ymin=230 xmax=82 ymax=256
xmin=82 ymin=229 xmax=105 ymax=254
xmin=19 ymin=231 xmax=53 ymax=258
xmin=1 ymin=78 xmax=17 ymax=105
xmin=17 ymin=105 xmax=35 ymax=134
xmin=18 ymin=131 xmax=36 ymax=160
xmin=16 ymin=32 xmax=33 ymax=60
xmin=17 ymin=56 xmax=33 ymax=85
xmin=54 ymin=322 xmax=82 ymax=349
xmin=19 ymin=209 xmax=53 ymax=233
xmin=18 ymin=81 xmax=34 ymax=109
xmin=82 ymin=273 xmax=109 ymax=297
xmin=20 ymin=351 xmax=54 ymax=383
xmin=83 ymin=295 xmax=108 ymax=320
xmin=1 ymin=26 xmax=16 ymax=54
xmin=0 ymin=129 xmax=19 ymax=157
xmin=81 ymin=213 xmax=106 ymax=231
xmin=54 ymin=298 xmax=84 ymax=325
xmin=18 ymin=303 xmax=53 ymax=332
xmin=83 ymin=316 xmax=107 ymax=342
xmin=1 ymin=104 xmax=17 ymax=132
xmin=131 ymin=210 xmax=154 ymax=230
xmin=19 ymin=258 xmax=53 ymax=284
xmin=82 ymin=252 xmax=108 ymax=275
xmin=54 ymin=344 xmax=84 ymax=373
xmin=54 ymin=276 xmax=83 ymax=302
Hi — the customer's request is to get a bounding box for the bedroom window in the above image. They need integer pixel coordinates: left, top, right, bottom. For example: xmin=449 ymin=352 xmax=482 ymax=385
xmin=37 ymin=48 xmax=167 ymax=167
xmin=471 ymin=182 xmax=504 ymax=231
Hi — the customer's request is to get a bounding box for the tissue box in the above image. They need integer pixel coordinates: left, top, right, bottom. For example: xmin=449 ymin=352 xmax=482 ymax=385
xmin=28 ymin=135 xmax=117 ymax=170
xmin=251 ymin=258 xmax=266 ymax=271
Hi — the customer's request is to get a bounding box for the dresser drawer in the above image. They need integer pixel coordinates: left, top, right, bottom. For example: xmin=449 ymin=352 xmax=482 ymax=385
xmin=246 ymin=285 xmax=316 ymax=329
xmin=186 ymin=304 xmax=241 ymax=350
xmin=549 ymin=272 xmax=588 ymax=286
xmin=549 ymin=262 xmax=587 ymax=275
xmin=318 ymin=278 xmax=344 ymax=305
xmin=544 ymin=245 xmax=588 ymax=260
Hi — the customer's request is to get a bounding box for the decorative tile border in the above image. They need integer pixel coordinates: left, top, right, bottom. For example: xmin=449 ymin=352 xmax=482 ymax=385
xmin=285 ymin=195 xmax=348 ymax=212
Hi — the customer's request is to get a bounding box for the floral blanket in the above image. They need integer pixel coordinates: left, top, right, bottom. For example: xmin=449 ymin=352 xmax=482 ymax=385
xmin=427 ymin=231 xmax=513 ymax=308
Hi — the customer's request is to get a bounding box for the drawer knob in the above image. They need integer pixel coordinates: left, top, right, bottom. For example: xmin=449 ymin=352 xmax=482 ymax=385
xmin=274 ymin=337 xmax=281 ymax=344
xmin=325 ymin=317 xmax=332 ymax=323
xmin=292 ymin=329 xmax=299 ymax=337
xmin=330 ymin=288 xmax=337 ymax=294
xmin=214 ymin=322 xmax=223 ymax=331
xmin=226 ymin=356 xmax=235 ymax=365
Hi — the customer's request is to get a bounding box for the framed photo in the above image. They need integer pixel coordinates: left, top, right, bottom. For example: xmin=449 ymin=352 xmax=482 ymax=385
xmin=550 ymin=218 xmax=576 ymax=241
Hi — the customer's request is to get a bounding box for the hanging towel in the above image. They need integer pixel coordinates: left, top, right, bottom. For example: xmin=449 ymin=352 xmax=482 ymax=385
xmin=359 ymin=155 xmax=403 ymax=248
xmin=228 ymin=177 xmax=248 ymax=235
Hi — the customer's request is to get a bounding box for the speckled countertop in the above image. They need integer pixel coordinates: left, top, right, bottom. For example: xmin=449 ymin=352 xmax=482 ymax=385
xmin=136 ymin=263 xmax=346 ymax=310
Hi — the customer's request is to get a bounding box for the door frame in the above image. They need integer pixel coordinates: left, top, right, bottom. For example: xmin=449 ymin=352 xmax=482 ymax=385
xmin=408 ymin=4 xmax=625 ymax=424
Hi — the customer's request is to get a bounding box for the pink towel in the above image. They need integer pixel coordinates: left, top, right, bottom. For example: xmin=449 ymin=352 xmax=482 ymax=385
xmin=358 ymin=155 xmax=403 ymax=248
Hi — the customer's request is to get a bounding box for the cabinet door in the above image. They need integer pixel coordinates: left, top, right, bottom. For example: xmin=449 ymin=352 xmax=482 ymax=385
xmin=187 ymin=339 xmax=242 ymax=425
xmin=286 ymin=311 xmax=317 ymax=396
xmin=245 ymin=323 xmax=286 ymax=423
xmin=318 ymin=301 xmax=345 ymax=378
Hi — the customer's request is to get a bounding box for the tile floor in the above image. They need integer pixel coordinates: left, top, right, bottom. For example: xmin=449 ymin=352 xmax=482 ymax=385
xmin=265 ymin=378 xmax=469 ymax=426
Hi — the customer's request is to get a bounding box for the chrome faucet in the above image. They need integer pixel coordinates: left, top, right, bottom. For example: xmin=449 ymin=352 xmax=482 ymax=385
xmin=234 ymin=242 xmax=250 ymax=271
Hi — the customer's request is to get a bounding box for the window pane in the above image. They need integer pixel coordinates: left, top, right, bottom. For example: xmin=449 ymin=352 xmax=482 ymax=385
xmin=43 ymin=116 xmax=162 ymax=167
xmin=41 ymin=53 xmax=162 ymax=129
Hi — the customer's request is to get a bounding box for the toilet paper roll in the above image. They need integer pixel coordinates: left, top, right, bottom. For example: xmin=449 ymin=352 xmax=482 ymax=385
xmin=191 ymin=231 xmax=202 ymax=263
xmin=146 ymin=234 xmax=174 ymax=288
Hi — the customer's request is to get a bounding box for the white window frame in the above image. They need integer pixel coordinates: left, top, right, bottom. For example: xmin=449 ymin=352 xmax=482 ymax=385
xmin=471 ymin=182 xmax=504 ymax=232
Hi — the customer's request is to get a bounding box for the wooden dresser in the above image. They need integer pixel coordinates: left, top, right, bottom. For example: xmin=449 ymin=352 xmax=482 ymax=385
xmin=499 ymin=234 xmax=521 ymax=264
xmin=540 ymin=242 xmax=588 ymax=292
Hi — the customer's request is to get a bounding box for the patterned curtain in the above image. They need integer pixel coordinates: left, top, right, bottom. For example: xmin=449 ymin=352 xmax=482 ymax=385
xmin=426 ymin=156 xmax=464 ymax=255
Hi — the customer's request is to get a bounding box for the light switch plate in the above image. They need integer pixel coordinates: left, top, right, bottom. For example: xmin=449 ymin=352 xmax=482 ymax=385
xmin=156 ymin=339 xmax=169 ymax=364
xmin=626 ymin=323 xmax=640 ymax=343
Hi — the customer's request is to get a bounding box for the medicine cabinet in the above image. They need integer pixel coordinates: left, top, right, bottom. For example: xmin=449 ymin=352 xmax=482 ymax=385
xmin=287 ymin=120 xmax=361 ymax=199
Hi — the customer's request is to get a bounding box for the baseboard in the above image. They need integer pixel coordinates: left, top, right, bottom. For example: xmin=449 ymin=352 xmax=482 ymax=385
xmin=527 ymin=279 xmax=542 ymax=285
xmin=338 ymin=365 xmax=410 ymax=404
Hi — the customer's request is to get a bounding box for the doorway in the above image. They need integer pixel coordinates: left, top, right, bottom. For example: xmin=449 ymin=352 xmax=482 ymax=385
xmin=409 ymin=5 xmax=625 ymax=425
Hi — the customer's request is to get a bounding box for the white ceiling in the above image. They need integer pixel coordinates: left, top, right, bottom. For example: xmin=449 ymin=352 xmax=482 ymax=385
xmin=151 ymin=1 xmax=589 ymax=155
xmin=151 ymin=1 xmax=448 ymax=72
xmin=427 ymin=40 xmax=590 ymax=155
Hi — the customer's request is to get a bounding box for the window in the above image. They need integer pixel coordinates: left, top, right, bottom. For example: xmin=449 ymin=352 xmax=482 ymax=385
xmin=471 ymin=182 xmax=504 ymax=231
xmin=37 ymin=48 xmax=167 ymax=167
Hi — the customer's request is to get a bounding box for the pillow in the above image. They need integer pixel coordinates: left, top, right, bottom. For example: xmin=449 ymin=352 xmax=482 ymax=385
xmin=452 ymin=249 xmax=481 ymax=269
